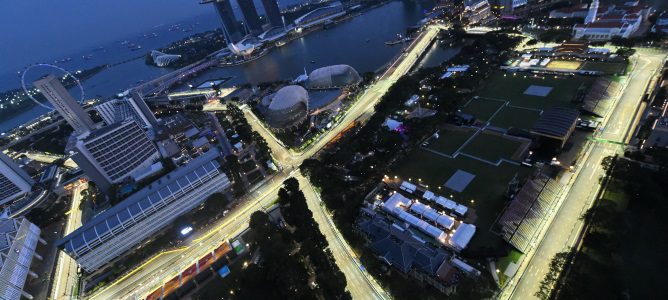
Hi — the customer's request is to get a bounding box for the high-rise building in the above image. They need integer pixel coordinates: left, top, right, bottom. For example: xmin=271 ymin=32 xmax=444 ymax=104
xmin=71 ymin=119 xmax=160 ymax=191
xmin=262 ymin=0 xmax=283 ymax=28
xmin=96 ymin=90 xmax=159 ymax=129
xmin=0 ymin=152 xmax=35 ymax=205
xmin=56 ymin=149 xmax=231 ymax=272
xmin=0 ymin=215 xmax=45 ymax=300
xmin=210 ymin=0 xmax=243 ymax=43
xmin=33 ymin=74 xmax=95 ymax=135
xmin=238 ymin=0 xmax=264 ymax=35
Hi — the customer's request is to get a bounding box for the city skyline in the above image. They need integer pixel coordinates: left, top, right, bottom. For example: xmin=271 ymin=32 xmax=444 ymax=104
xmin=1 ymin=1 xmax=667 ymax=300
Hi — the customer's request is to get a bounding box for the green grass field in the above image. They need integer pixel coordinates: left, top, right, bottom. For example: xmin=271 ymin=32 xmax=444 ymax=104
xmin=490 ymin=105 xmax=542 ymax=130
xmin=580 ymin=61 xmax=627 ymax=75
xmin=477 ymin=73 xmax=595 ymax=110
xmin=461 ymin=132 xmax=526 ymax=162
xmin=394 ymin=149 xmax=532 ymax=250
xmin=461 ymin=98 xmax=506 ymax=122
xmin=427 ymin=127 xmax=475 ymax=156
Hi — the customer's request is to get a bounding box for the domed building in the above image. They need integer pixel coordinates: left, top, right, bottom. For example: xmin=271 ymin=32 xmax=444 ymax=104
xmin=260 ymin=85 xmax=309 ymax=131
xmin=306 ymin=65 xmax=361 ymax=89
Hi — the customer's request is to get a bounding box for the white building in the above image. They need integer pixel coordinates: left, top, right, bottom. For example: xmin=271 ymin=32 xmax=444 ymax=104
xmin=0 ymin=216 xmax=44 ymax=300
xmin=71 ymin=119 xmax=160 ymax=191
xmin=57 ymin=149 xmax=231 ymax=272
xmin=0 ymin=153 xmax=34 ymax=205
xmin=572 ymin=0 xmax=649 ymax=40
xmin=33 ymin=74 xmax=95 ymax=135
xmin=463 ymin=0 xmax=492 ymax=25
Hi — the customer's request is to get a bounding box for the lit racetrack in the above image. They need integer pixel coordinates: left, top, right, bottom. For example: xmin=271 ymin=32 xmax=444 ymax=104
xmin=85 ymin=24 xmax=442 ymax=300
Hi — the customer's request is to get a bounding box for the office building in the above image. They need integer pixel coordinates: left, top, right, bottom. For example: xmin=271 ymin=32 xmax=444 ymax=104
xmin=262 ymin=0 xmax=283 ymax=28
xmin=238 ymin=0 xmax=264 ymax=35
xmin=33 ymin=74 xmax=95 ymax=134
xmin=0 ymin=216 xmax=45 ymax=300
xmin=211 ymin=0 xmax=243 ymax=43
xmin=0 ymin=152 xmax=35 ymax=205
xmin=57 ymin=149 xmax=231 ymax=272
xmin=96 ymin=90 xmax=159 ymax=129
xmin=72 ymin=120 xmax=160 ymax=191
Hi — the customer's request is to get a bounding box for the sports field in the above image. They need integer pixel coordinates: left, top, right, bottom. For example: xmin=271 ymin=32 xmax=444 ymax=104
xmin=580 ymin=61 xmax=627 ymax=75
xmin=427 ymin=127 xmax=476 ymax=156
xmin=546 ymin=60 xmax=582 ymax=70
xmin=489 ymin=105 xmax=542 ymax=130
xmin=477 ymin=72 xmax=595 ymax=110
xmin=461 ymin=97 xmax=505 ymax=122
xmin=461 ymin=132 xmax=528 ymax=162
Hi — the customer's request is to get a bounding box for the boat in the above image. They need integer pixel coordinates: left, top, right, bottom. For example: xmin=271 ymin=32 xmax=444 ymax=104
xmin=276 ymin=41 xmax=286 ymax=47
xmin=310 ymin=60 xmax=315 ymax=64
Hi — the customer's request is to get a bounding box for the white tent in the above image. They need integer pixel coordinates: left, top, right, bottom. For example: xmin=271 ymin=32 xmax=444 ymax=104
xmin=455 ymin=204 xmax=468 ymax=217
xmin=450 ymin=223 xmax=476 ymax=250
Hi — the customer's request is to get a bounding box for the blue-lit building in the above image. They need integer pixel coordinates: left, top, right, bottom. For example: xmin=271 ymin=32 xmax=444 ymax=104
xmin=56 ymin=149 xmax=231 ymax=272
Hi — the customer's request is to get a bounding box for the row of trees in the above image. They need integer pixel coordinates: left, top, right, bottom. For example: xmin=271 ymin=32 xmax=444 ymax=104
xmin=226 ymin=104 xmax=272 ymax=162
xmin=227 ymin=178 xmax=350 ymax=299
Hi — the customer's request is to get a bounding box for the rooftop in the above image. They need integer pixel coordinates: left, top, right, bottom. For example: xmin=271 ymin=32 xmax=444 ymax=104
xmin=56 ymin=149 xmax=223 ymax=252
xmin=531 ymin=107 xmax=580 ymax=139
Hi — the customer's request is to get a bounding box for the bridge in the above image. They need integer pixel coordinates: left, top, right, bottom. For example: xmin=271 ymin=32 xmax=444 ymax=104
xmin=465 ymin=26 xmax=498 ymax=35
xmin=136 ymin=58 xmax=220 ymax=97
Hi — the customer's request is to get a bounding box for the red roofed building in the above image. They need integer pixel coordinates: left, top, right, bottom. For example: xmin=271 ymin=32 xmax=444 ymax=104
xmin=571 ymin=0 xmax=649 ymax=40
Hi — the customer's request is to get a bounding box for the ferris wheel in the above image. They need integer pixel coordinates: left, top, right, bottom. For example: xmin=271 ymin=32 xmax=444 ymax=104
xmin=20 ymin=63 xmax=86 ymax=110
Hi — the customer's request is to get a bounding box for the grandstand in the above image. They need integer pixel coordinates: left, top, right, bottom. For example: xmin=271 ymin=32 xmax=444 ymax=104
xmin=496 ymin=174 xmax=563 ymax=253
xmin=582 ymin=77 xmax=620 ymax=117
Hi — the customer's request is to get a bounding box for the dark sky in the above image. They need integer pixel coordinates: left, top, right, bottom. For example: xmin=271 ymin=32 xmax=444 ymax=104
xmin=0 ymin=0 xmax=209 ymax=71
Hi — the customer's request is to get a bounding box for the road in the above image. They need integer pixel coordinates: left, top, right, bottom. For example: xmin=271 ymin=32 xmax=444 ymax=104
xmin=503 ymin=49 xmax=666 ymax=300
xmin=86 ymin=24 xmax=441 ymax=300
xmin=51 ymin=182 xmax=87 ymax=300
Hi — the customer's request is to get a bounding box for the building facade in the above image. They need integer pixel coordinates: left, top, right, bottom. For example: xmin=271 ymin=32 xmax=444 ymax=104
xmin=56 ymin=149 xmax=231 ymax=272
xmin=72 ymin=120 xmax=160 ymax=190
xmin=212 ymin=0 xmax=243 ymax=43
xmin=33 ymin=74 xmax=95 ymax=134
xmin=262 ymin=0 xmax=283 ymax=28
xmin=0 ymin=216 xmax=44 ymax=300
xmin=0 ymin=153 xmax=34 ymax=205
xmin=96 ymin=90 xmax=158 ymax=129
xmin=238 ymin=0 xmax=264 ymax=35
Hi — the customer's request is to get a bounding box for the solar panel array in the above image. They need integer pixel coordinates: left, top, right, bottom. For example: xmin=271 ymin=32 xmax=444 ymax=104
xmin=59 ymin=153 xmax=221 ymax=257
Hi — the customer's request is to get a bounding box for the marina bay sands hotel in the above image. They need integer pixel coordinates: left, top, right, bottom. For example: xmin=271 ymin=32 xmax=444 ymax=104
xmin=201 ymin=0 xmax=284 ymax=42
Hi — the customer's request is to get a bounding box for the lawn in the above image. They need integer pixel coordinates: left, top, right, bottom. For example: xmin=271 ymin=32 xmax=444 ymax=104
xmin=489 ymin=105 xmax=542 ymax=130
xmin=427 ymin=127 xmax=475 ymax=156
xmin=477 ymin=72 xmax=595 ymax=110
xmin=394 ymin=149 xmax=532 ymax=250
xmin=461 ymin=97 xmax=506 ymax=122
xmin=580 ymin=61 xmax=627 ymax=75
xmin=461 ymin=132 xmax=526 ymax=162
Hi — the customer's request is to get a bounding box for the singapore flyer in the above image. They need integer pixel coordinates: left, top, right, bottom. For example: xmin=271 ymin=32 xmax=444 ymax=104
xmin=20 ymin=63 xmax=85 ymax=110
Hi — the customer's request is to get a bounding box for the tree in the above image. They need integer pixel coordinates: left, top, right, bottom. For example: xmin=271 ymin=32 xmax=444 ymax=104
xmin=536 ymin=251 xmax=572 ymax=300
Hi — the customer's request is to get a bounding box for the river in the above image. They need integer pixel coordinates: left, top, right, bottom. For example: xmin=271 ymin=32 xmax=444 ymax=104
xmin=0 ymin=0 xmax=456 ymax=132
